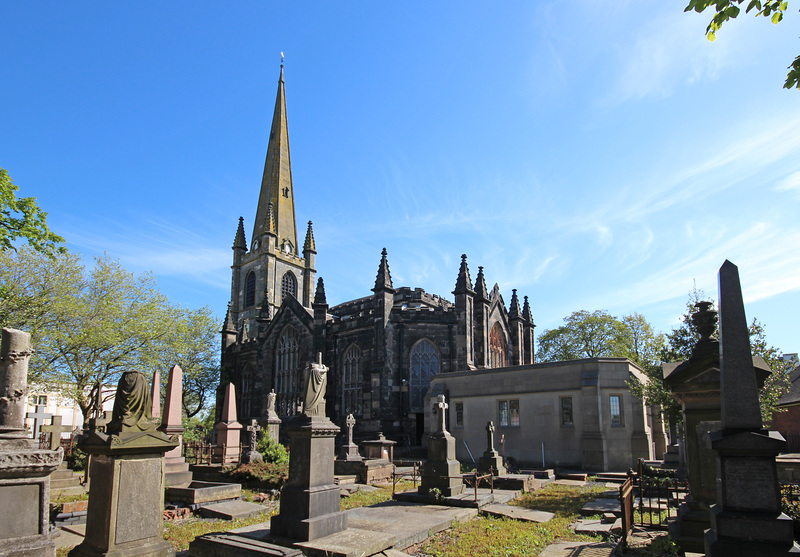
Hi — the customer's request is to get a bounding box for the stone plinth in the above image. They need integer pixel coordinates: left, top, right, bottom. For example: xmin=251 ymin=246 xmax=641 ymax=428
xmin=270 ymin=414 xmax=347 ymax=542
xmin=0 ymin=327 xmax=64 ymax=557
xmin=69 ymin=430 xmax=178 ymax=557
xmin=334 ymin=458 xmax=392 ymax=484
xmin=159 ymin=366 xmax=192 ymax=487
xmin=420 ymin=431 xmax=464 ymax=497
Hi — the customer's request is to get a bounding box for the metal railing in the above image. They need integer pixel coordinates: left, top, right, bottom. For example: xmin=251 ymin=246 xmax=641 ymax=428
xmin=618 ymin=469 xmax=635 ymax=552
xmin=392 ymin=462 xmax=420 ymax=494
xmin=635 ymin=458 xmax=688 ymax=530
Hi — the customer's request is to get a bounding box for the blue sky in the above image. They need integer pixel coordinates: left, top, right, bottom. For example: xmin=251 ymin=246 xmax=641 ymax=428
xmin=2 ymin=1 xmax=799 ymax=354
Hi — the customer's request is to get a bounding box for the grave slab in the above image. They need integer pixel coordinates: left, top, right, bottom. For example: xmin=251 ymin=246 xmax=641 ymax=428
xmin=189 ymin=532 xmax=302 ymax=557
xmin=294 ymin=527 xmax=396 ymax=557
xmin=480 ymin=503 xmax=554 ymax=523
xmin=538 ymin=540 xmax=615 ymax=557
xmin=580 ymin=497 xmax=621 ymax=516
xmin=198 ymin=500 xmax=268 ymax=520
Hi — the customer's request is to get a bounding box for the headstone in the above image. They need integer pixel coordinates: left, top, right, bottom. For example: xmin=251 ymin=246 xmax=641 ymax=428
xmin=704 ymin=261 xmax=799 ymax=556
xmin=214 ymin=383 xmax=242 ymax=464
xmin=41 ymin=415 xmax=72 ymax=451
xmin=338 ymin=413 xmax=362 ymax=462
xmin=242 ymin=419 xmax=262 ymax=464
xmin=26 ymin=404 xmax=52 ymax=440
xmin=420 ymin=395 xmax=464 ymax=497
xmin=150 ymin=368 xmax=161 ymax=420
xmin=158 ymin=365 xmax=192 ymax=487
xmin=477 ymin=421 xmax=506 ymax=475
xmin=271 ymin=354 xmax=347 ymax=541
xmin=0 ymin=328 xmax=63 ymax=557
xmin=70 ymin=369 xmax=178 ymax=557
xmin=264 ymin=388 xmax=281 ymax=443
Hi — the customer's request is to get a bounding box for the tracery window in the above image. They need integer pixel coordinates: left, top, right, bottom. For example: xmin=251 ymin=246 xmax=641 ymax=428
xmin=275 ymin=326 xmax=300 ymax=417
xmin=409 ymin=339 xmax=440 ymax=413
xmin=489 ymin=323 xmax=507 ymax=368
xmin=281 ymin=271 xmax=297 ymax=303
xmin=241 ymin=364 xmax=254 ymax=418
xmin=244 ymin=271 xmax=256 ymax=308
xmin=342 ymin=345 xmax=362 ymax=416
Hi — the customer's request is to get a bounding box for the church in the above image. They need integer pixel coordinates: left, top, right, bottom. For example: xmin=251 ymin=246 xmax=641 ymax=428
xmin=216 ymin=65 xmax=536 ymax=444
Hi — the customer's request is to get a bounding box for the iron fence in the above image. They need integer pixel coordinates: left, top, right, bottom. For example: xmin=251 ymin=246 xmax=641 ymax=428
xmin=635 ymin=458 xmax=688 ymax=530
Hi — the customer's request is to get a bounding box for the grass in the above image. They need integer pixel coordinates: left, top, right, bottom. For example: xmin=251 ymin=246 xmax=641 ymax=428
xmin=163 ymin=508 xmax=276 ymax=551
xmin=417 ymin=482 xmax=607 ymax=557
xmin=340 ymin=480 xmax=416 ymax=510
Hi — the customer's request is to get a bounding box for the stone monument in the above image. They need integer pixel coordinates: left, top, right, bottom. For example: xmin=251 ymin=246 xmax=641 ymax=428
xmin=214 ymin=382 xmax=242 ymax=464
xmin=70 ymin=369 xmax=178 ymax=557
xmin=338 ymin=414 xmax=362 ymax=462
xmin=158 ymin=365 xmax=192 ymax=487
xmin=263 ymin=389 xmax=281 ymax=443
xmin=704 ymin=260 xmax=799 ymax=555
xmin=271 ymin=354 xmax=347 ymax=541
xmin=43 ymin=415 xmax=86 ymax=499
xmin=150 ymin=369 xmax=161 ymax=420
xmin=0 ymin=327 xmax=63 ymax=557
xmin=477 ymin=421 xmax=506 ymax=475
xmin=420 ymin=395 xmax=464 ymax=497
xmin=26 ymin=404 xmax=52 ymax=442
xmin=242 ymin=419 xmax=262 ymax=464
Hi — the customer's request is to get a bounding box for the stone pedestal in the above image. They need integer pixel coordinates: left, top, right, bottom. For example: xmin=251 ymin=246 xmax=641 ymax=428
xmin=477 ymin=421 xmax=506 ymax=476
xmin=159 ymin=366 xmax=192 ymax=487
xmin=337 ymin=413 xmax=362 ymax=462
xmin=70 ymin=430 xmax=178 ymax=557
xmin=214 ymin=383 xmax=242 ymax=465
xmin=270 ymin=415 xmax=347 ymax=541
xmin=421 ymin=431 xmax=464 ymax=497
xmin=0 ymin=327 xmax=63 ymax=557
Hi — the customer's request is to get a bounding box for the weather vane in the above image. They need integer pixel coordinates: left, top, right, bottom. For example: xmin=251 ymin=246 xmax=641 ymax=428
xmin=281 ymin=51 xmax=284 ymax=64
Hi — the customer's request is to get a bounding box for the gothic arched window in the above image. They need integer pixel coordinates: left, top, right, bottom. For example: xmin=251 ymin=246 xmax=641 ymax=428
xmin=244 ymin=271 xmax=256 ymax=308
xmin=342 ymin=344 xmax=362 ymax=416
xmin=409 ymin=339 xmax=440 ymax=413
xmin=241 ymin=364 xmax=254 ymax=419
xmin=281 ymin=271 xmax=297 ymax=303
xmin=489 ymin=323 xmax=507 ymax=368
xmin=275 ymin=326 xmax=300 ymax=417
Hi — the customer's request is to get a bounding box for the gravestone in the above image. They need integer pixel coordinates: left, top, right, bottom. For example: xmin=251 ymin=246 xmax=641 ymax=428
xmin=43 ymin=415 xmax=86 ymax=499
xmin=338 ymin=414 xmax=362 ymax=462
xmin=26 ymin=404 xmax=52 ymax=441
xmin=271 ymin=355 xmax=347 ymax=541
xmin=477 ymin=421 xmax=506 ymax=475
xmin=214 ymin=383 xmax=242 ymax=464
xmin=703 ymin=261 xmax=799 ymax=556
xmin=242 ymin=419 xmax=262 ymax=464
xmin=70 ymin=369 xmax=178 ymax=557
xmin=158 ymin=365 xmax=192 ymax=487
xmin=150 ymin=369 xmax=161 ymax=420
xmin=0 ymin=327 xmax=63 ymax=557
xmin=41 ymin=415 xmax=72 ymax=451
xmin=420 ymin=395 xmax=464 ymax=497
xmin=263 ymin=389 xmax=281 ymax=443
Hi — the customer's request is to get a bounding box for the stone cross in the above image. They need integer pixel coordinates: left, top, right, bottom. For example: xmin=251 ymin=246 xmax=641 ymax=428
xmin=26 ymin=404 xmax=52 ymax=439
xmin=486 ymin=421 xmax=496 ymax=452
xmin=346 ymin=413 xmax=356 ymax=445
xmin=435 ymin=394 xmax=448 ymax=433
xmin=246 ymin=419 xmax=261 ymax=452
xmin=718 ymin=260 xmax=762 ymax=430
xmin=41 ymin=415 xmax=72 ymax=451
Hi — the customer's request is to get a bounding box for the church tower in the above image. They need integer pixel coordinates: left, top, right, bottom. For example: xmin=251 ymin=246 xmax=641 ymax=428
xmin=229 ymin=64 xmax=316 ymax=336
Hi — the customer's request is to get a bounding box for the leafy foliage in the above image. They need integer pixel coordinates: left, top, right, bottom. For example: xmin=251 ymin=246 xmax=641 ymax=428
xmin=536 ymin=310 xmax=627 ymax=361
xmin=0 ymin=247 xmax=220 ymax=424
xmin=685 ymin=0 xmax=800 ymax=89
xmin=222 ymin=461 xmax=288 ymax=489
xmin=256 ymin=431 xmax=290 ymax=465
xmin=0 ymin=168 xmax=65 ymax=255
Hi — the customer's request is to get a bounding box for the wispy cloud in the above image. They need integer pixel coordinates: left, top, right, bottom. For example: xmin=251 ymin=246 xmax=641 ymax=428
xmin=775 ymin=171 xmax=800 ymax=192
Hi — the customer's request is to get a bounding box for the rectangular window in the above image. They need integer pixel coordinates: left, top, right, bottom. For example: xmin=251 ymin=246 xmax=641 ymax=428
xmin=610 ymin=395 xmax=623 ymax=426
xmin=498 ymin=400 xmax=509 ymax=427
xmin=510 ymin=400 xmax=520 ymax=426
xmin=561 ymin=397 xmax=573 ymax=426
xmin=498 ymin=400 xmax=519 ymax=427
xmin=455 ymin=402 xmax=464 ymax=427
xmin=30 ymin=395 xmax=47 ymax=406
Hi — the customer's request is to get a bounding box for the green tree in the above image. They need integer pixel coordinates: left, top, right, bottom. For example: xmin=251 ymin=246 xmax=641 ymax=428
xmin=142 ymin=305 xmax=220 ymax=418
xmin=685 ymin=0 xmax=800 ymax=89
xmin=536 ymin=310 xmax=627 ymax=362
xmin=0 ymin=248 xmax=220 ymax=423
xmin=0 ymin=168 xmax=65 ymax=255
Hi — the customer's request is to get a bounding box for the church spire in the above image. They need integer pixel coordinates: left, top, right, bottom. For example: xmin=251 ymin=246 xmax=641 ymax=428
xmin=474 ymin=265 xmax=489 ymax=301
xmin=509 ymin=289 xmax=522 ymax=319
xmin=522 ymin=295 xmax=534 ymax=323
xmin=303 ymin=221 xmax=316 ymax=253
xmin=372 ymin=248 xmax=394 ymax=292
xmin=252 ymin=63 xmax=298 ymax=254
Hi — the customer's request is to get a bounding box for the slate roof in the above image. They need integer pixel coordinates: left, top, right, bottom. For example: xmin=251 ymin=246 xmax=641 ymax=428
xmin=777 ymin=365 xmax=800 ymax=407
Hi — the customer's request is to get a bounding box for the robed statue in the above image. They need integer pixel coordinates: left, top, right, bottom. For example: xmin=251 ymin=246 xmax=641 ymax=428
xmin=302 ymin=353 xmax=328 ymax=417
xmin=106 ymin=370 xmax=155 ymax=434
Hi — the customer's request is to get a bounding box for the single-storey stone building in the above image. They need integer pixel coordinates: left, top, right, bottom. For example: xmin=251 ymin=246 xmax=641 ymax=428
xmin=426 ymin=358 xmax=664 ymax=471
